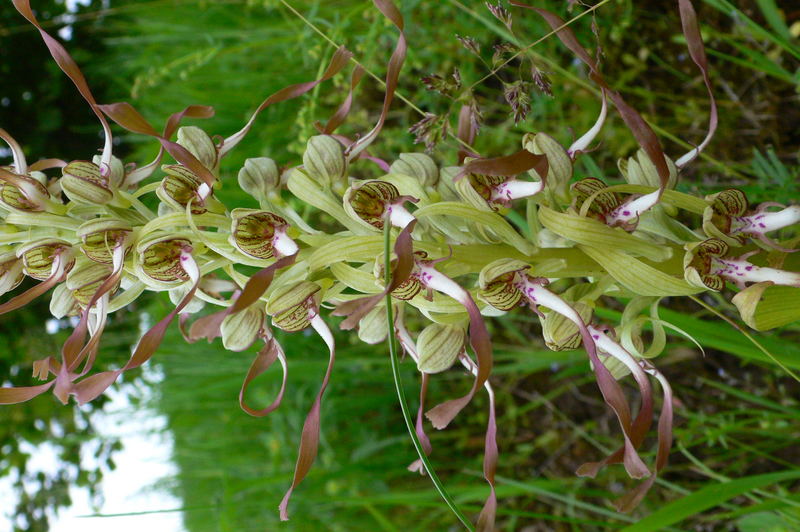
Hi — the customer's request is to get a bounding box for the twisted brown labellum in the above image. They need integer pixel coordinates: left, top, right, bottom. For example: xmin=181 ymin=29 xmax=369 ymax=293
xmin=0 ymin=246 xmax=72 ymax=316
xmin=220 ymin=46 xmax=353 ymax=159
xmin=457 ymin=148 xmax=549 ymax=184
xmin=98 ymin=102 xmax=218 ymax=196
xmin=279 ymin=314 xmax=336 ymax=521
xmin=346 ymin=0 xmax=407 ymax=160
xmin=614 ymin=361 xmax=674 ymax=512
xmin=510 ymin=1 xmax=671 ymax=195
xmin=321 ymin=65 xmax=365 ymax=135
xmin=239 ymin=336 xmax=289 ymax=417
xmin=332 ymin=220 xmax=417 ymax=329
xmin=126 ymin=105 xmax=216 ymax=186
xmin=576 ymin=327 xmax=655 ymax=480
xmin=54 ymin=243 xmax=126 ymax=403
xmin=675 ymin=0 xmax=718 ymax=168
xmin=12 ymin=0 xmax=114 ymax=169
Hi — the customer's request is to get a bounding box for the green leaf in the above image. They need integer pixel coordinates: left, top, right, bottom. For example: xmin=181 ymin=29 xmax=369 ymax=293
xmin=732 ymin=282 xmax=800 ymax=331
xmin=539 ymin=206 xmax=673 ymax=262
xmin=579 ymin=245 xmax=700 ymax=296
xmin=620 ymin=470 xmax=800 ymax=532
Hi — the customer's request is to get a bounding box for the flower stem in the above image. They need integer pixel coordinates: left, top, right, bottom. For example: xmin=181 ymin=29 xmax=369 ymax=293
xmin=383 ymin=219 xmax=475 ymax=531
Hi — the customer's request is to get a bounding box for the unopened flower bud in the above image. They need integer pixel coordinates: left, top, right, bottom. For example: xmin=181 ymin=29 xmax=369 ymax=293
xmin=390 ymin=153 xmax=439 ymax=188
xmin=303 ymin=135 xmax=346 ymax=189
xmin=357 ymin=304 xmax=389 ymax=344
xmin=266 ymin=280 xmax=321 ymax=332
xmin=618 ymin=149 xmax=677 ymax=190
xmin=76 ymin=217 xmax=132 ymax=264
xmin=523 ymin=132 xmax=572 ymax=199
xmin=177 ymin=126 xmax=218 ymax=171
xmin=416 ymin=323 xmax=466 ymax=373
xmin=221 ymin=305 xmax=266 ymax=351
xmin=50 ymin=283 xmax=80 ymax=319
xmin=93 ymin=154 xmax=126 ymax=189
xmin=230 ymin=209 xmax=297 ymax=259
xmin=61 ymin=161 xmax=114 ymax=205
xmin=17 ymin=239 xmax=74 ymax=280
xmin=238 ymin=157 xmax=279 ymax=201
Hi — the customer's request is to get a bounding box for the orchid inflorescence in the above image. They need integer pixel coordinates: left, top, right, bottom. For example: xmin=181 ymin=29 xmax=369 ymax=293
xmin=2 ymin=0 xmax=799 ymax=529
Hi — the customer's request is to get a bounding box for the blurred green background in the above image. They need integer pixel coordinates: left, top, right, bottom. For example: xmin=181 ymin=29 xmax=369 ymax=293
xmin=1 ymin=0 xmax=799 ymax=530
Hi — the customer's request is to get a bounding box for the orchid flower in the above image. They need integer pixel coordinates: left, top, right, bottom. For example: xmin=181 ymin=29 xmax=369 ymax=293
xmin=703 ymin=188 xmax=799 ymax=251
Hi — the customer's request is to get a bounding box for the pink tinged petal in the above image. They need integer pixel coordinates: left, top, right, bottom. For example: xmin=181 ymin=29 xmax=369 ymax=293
xmin=73 ymin=248 xmax=201 ymax=404
xmin=239 ymin=336 xmax=288 ymax=417
xmin=346 ymin=0 xmax=407 ymax=161
xmin=568 ymin=89 xmax=608 ymax=158
xmin=674 ymin=0 xmax=718 ymax=168
xmin=222 ymin=46 xmax=353 ymax=159
xmin=736 ymin=206 xmax=800 ymax=236
xmin=713 ymin=257 xmax=800 ymax=288
xmin=421 ymin=264 xmax=493 ymax=430
xmin=608 ymin=190 xmax=661 ymax=228
xmin=29 ymin=158 xmax=67 ymax=171
xmin=519 ymin=281 xmax=649 ymax=479
xmin=279 ymin=314 xmax=336 ymax=521
xmin=12 ymin=0 xmax=114 ymax=169
xmin=0 ymin=381 xmax=55 ymax=405
xmin=273 ymin=227 xmax=299 ymax=257
xmin=0 ymin=128 xmax=27 ymax=174
xmin=388 ymin=203 xmax=416 ymax=230
xmin=490 ymin=178 xmax=544 ymax=204
xmin=0 ymin=252 xmax=67 ymax=315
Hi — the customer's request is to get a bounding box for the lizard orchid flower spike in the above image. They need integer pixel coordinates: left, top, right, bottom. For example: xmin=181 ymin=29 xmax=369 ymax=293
xmin=703 ymin=189 xmax=799 ymax=251
xmin=684 ymin=238 xmax=800 ymax=291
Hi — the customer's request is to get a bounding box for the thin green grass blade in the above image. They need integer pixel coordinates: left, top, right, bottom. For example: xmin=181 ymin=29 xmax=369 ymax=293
xmin=620 ymin=470 xmax=800 ymax=532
